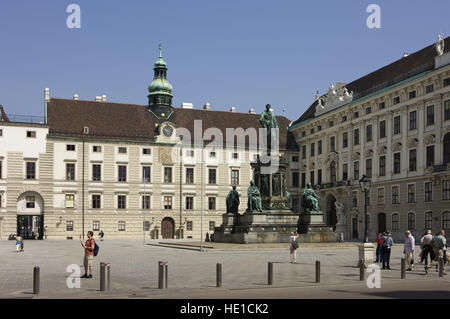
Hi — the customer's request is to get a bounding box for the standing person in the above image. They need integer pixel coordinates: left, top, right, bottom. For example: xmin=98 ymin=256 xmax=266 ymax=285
xmin=381 ymin=232 xmax=394 ymax=270
xmin=420 ymin=230 xmax=434 ymax=274
xmin=15 ymin=235 xmax=23 ymax=252
xmin=80 ymin=231 xmax=95 ymax=278
xmin=375 ymin=232 xmax=383 ymax=263
xmin=432 ymin=230 xmax=447 ymax=275
xmin=44 ymin=225 xmax=48 ymax=240
xmin=99 ymin=230 xmax=104 ymax=241
xmin=404 ymin=230 xmax=415 ymax=271
xmin=289 ymin=231 xmax=299 ymax=264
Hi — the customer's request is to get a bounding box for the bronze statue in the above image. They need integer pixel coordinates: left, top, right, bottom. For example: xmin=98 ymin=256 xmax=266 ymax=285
xmin=247 ymin=180 xmax=263 ymax=212
xmin=226 ymin=186 xmax=240 ymax=215
xmin=301 ymin=182 xmax=321 ymax=212
xmin=259 ymin=104 xmax=278 ymax=153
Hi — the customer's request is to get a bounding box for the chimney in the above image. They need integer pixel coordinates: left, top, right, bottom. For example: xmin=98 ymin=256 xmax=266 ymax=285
xmin=249 ymin=108 xmax=255 ymax=114
xmin=203 ymin=102 xmax=211 ymax=110
xmin=44 ymin=88 xmax=50 ymax=102
xmin=230 ymin=106 xmax=236 ymax=112
xmin=73 ymin=94 xmax=79 ymax=100
xmin=182 ymin=102 xmax=193 ymax=109
xmin=95 ymin=96 xmax=102 ymax=102
xmin=101 ymin=94 xmax=107 ymax=102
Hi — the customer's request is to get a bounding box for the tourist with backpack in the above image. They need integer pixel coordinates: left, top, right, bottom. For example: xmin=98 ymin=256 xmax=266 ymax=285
xmin=431 ymin=230 xmax=447 ymax=275
xmin=381 ymin=232 xmax=394 ymax=270
xmin=375 ymin=232 xmax=383 ymax=263
xmin=80 ymin=231 xmax=96 ymax=279
xmin=289 ymin=231 xmax=299 ymax=264
xmin=420 ymin=230 xmax=434 ymax=274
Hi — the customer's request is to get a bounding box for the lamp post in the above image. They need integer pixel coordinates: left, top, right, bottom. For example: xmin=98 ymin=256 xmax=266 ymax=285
xmin=359 ymin=174 xmax=371 ymax=243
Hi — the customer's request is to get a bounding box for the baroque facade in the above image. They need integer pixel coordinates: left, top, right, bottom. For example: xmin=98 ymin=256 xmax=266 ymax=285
xmin=289 ymin=35 xmax=450 ymax=241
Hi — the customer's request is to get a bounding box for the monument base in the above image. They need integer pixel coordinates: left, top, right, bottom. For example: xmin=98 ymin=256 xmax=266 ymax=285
xmin=358 ymin=243 xmax=375 ymax=267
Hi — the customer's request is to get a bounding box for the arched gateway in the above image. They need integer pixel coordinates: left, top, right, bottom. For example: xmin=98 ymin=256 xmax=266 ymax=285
xmin=161 ymin=217 xmax=175 ymax=239
xmin=16 ymin=191 xmax=44 ymax=240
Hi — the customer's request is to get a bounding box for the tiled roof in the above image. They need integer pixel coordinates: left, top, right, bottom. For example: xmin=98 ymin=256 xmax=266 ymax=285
xmin=47 ymin=99 xmax=298 ymax=150
xmin=293 ymin=36 xmax=450 ymax=126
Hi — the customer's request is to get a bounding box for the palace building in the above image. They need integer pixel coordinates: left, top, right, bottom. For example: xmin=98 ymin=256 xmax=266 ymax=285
xmin=289 ymin=35 xmax=450 ymax=241
xmin=0 ymin=48 xmax=297 ymax=240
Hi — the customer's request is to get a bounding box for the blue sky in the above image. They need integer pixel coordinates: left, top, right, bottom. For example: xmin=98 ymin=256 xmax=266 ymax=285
xmin=0 ymin=0 xmax=449 ymax=122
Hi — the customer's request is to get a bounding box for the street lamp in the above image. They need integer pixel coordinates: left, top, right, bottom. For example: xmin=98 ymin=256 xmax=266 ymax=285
xmin=359 ymin=174 xmax=371 ymax=243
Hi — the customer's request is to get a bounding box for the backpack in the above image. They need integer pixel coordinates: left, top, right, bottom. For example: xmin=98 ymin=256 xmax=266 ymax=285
xmin=93 ymin=243 xmax=99 ymax=257
xmin=431 ymin=236 xmax=444 ymax=250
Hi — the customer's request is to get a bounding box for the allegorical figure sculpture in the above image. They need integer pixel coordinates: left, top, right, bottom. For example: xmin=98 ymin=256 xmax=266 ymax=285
xmin=259 ymin=104 xmax=279 ymax=153
xmin=335 ymin=201 xmax=346 ymax=224
xmin=436 ymin=33 xmax=445 ymax=56
xmin=226 ymin=185 xmax=240 ymax=215
xmin=247 ymin=180 xmax=263 ymax=212
xmin=301 ymin=182 xmax=321 ymax=212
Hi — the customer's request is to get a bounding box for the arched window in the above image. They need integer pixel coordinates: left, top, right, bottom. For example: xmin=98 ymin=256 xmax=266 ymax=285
xmin=425 ymin=211 xmax=433 ymax=230
xmin=443 ymin=211 xmax=450 ymax=230
xmin=408 ymin=212 xmax=415 ymax=230
xmin=392 ymin=213 xmax=399 ymax=231
xmin=444 ymin=133 xmax=450 ymax=165
xmin=330 ymin=161 xmax=336 ymax=184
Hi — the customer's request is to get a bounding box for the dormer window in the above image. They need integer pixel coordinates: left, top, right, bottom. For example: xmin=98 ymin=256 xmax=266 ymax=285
xmin=26 ymin=131 xmax=36 ymax=138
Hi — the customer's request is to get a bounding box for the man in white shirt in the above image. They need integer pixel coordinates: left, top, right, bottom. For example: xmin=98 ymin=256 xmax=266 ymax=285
xmin=404 ymin=230 xmax=415 ymax=271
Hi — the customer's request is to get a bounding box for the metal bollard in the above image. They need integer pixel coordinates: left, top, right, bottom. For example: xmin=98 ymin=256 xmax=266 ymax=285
xmin=401 ymin=257 xmax=406 ymax=279
xmin=216 ymin=263 xmax=222 ymax=287
xmin=315 ymin=260 xmax=320 ymax=283
xmin=33 ymin=266 xmax=40 ymax=294
xmin=359 ymin=259 xmax=365 ymax=281
xmin=158 ymin=261 xmax=165 ymax=289
xmin=268 ymin=262 xmax=273 ymax=285
xmin=100 ymin=262 xmax=110 ymax=291
xmin=164 ymin=262 xmax=168 ymax=289
xmin=439 ymin=257 xmax=444 ymax=278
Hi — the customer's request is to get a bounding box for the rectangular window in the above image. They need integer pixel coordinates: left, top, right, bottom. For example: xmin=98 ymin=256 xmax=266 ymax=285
xmin=408 ymin=184 xmax=415 ymax=203
xmin=164 ymin=167 xmax=172 ymax=183
xmin=408 ymin=213 xmax=415 ymax=230
xmin=26 ymin=131 xmax=36 ymax=138
xmin=185 ymin=197 xmax=194 ymax=210
xmin=93 ymin=146 xmax=102 ymax=153
xmin=118 ymin=195 xmax=126 ymax=209
xmin=379 ymin=120 xmax=386 ymax=139
xmin=186 ymin=221 xmax=193 ymax=231
xmin=93 ymin=221 xmax=100 ymax=231
xmin=92 ymin=195 xmax=101 ymax=209
xmin=392 ymin=214 xmax=399 ymax=231
xmin=425 ymin=84 xmax=434 ymax=94
xmin=231 ymin=169 xmax=239 ymax=185
xmin=310 ymin=171 xmax=315 ymax=186
xmin=66 ymin=144 xmax=75 ymax=151
xmin=208 ymin=197 xmax=216 ymax=210
xmin=317 ymin=169 xmax=322 ymax=185
xmin=292 ymin=172 xmax=299 ymax=187
xmin=445 ymin=100 xmax=450 ymax=121
xmin=352 ymin=191 xmax=358 ymax=208
xmin=292 ymin=156 xmax=299 ymax=162
xmin=118 ymin=221 xmax=125 ymax=231
xmin=92 ymin=164 xmax=101 ymax=181
xmin=118 ymin=147 xmax=127 ymax=154
xmin=353 ymin=112 xmax=359 ymax=119
xmin=317 ymin=125 xmax=322 ymax=131
xmin=209 ymin=151 xmax=216 ymax=158
xmin=0 ymin=160 xmax=2 ymax=179
xmin=142 ymin=195 xmax=150 ymax=209
xmin=26 ymin=196 xmax=35 ymax=208
xmin=311 ymin=128 xmax=315 ymax=134
xmin=442 ymin=181 xmax=450 ymax=200
xmin=0 ymin=129 xmax=3 ymax=137
xmin=377 ymin=188 xmax=385 ymax=205
xmin=143 ymin=148 xmax=151 ymax=155
xmin=426 ymin=145 xmax=434 ymax=167
xmin=354 ymin=129 xmax=360 ymax=145
xmin=143 ymin=166 xmax=151 ymax=183
xmin=164 ymin=196 xmax=172 ymax=209
xmin=378 ymin=102 xmax=385 ymax=110
xmin=186 ymin=150 xmax=194 ymax=157
xmin=26 ymin=162 xmax=36 ymax=179
xmin=366 ymin=159 xmax=372 ymax=178
xmin=186 ymin=167 xmax=194 ymax=184
xmin=444 ymin=77 xmax=450 ymax=87
xmin=318 ymin=140 xmax=322 ymax=155
xmin=426 ymin=105 xmax=434 ymax=126
xmin=329 ymin=120 xmax=334 ymax=127
xmin=302 ymin=145 xmax=306 ymax=159
xmin=66 ymin=163 xmax=75 ymax=181
xmin=66 ymin=221 xmax=73 ymax=232
xmin=425 ymin=212 xmax=433 ymax=230
xmin=393 ymin=153 xmax=401 ymax=174
xmin=310 ymin=143 xmax=315 ymax=157
xmin=232 ymin=153 xmax=239 ymax=159
xmin=65 ymin=194 xmax=75 ymax=208
xmin=353 ymin=161 xmax=359 ymax=180
xmin=343 ymin=164 xmax=348 ymax=181
xmin=394 ymin=116 xmax=401 ymax=134
xmin=330 ymin=136 xmax=335 ymax=152
xmin=424 ymin=182 xmax=432 ymax=202
xmin=208 ymin=168 xmax=217 ymax=184
xmin=366 ymin=107 xmax=372 ymax=115
xmin=409 ymin=111 xmax=417 ymax=130
xmin=366 ymin=125 xmax=372 ymax=142
xmin=409 ymin=91 xmax=416 ymax=99
xmin=392 ymin=186 xmax=400 ymax=204
xmin=409 ymin=149 xmax=417 ymax=171
xmin=341 ymin=116 xmax=347 ymax=123
xmin=379 ymin=156 xmax=386 ymax=176
xmin=393 ymin=96 xmax=400 ymax=105
xmin=301 ymin=173 xmax=306 ymax=188
xmin=343 ymin=132 xmax=348 ymax=148
xmin=118 ymin=165 xmax=127 ymax=182
xmin=143 ymin=221 xmax=150 ymax=231
xmin=209 ymin=221 xmax=215 ymax=231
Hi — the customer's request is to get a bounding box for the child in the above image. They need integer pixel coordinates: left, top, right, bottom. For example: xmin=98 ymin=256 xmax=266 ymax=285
xmin=15 ymin=236 xmax=23 ymax=252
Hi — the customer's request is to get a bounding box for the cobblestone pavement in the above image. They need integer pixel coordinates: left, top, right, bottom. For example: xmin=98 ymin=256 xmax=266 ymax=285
xmin=0 ymin=240 xmax=448 ymax=299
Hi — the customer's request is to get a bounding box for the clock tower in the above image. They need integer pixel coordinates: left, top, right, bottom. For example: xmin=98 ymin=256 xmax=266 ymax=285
xmin=148 ymin=45 xmax=174 ymax=120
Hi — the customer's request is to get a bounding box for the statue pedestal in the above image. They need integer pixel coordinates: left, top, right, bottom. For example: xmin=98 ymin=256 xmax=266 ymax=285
xmin=335 ymin=223 xmax=348 ymax=242
xmin=297 ymin=211 xmax=337 ymax=243
xmin=358 ymin=243 xmax=375 ymax=267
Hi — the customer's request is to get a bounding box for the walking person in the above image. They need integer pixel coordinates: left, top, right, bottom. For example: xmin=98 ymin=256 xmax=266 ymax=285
xmin=404 ymin=230 xmax=415 ymax=271
xmin=375 ymin=232 xmax=383 ymax=263
xmin=381 ymin=232 xmax=394 ymax=270
xmin=15 ymin=235 xmax=23 ymax=252
xmin=80 ymin=231 xmax=95 ymax=278
xmin=420 ymin=230 xmax=434 ymax=274
xmin=289 ymin=231 xmax=299 ymax=264
xmin=431 ymin=230 xmax=447 ymax=275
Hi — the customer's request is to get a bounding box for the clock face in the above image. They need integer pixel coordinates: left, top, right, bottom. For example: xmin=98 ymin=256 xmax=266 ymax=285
xmin=162 ymin=125 xmax=173 ymax=137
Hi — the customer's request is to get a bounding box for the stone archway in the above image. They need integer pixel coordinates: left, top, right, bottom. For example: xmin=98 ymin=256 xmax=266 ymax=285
xmin=17 ymin=191 xmax=44 ymax=240
xmin=326 ymin=194 xmax=337 ymax=231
